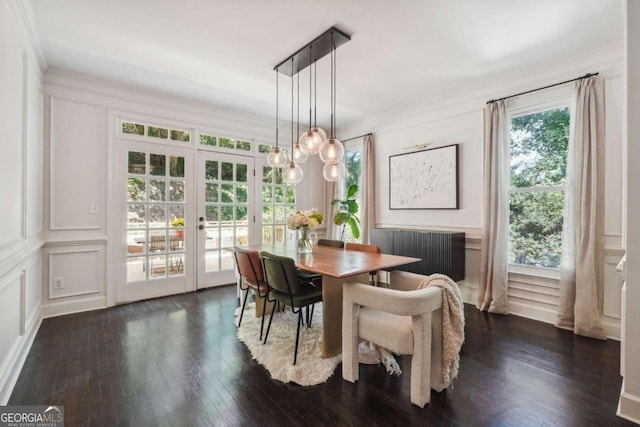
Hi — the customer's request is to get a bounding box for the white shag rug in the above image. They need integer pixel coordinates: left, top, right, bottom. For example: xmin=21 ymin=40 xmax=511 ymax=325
xmin=236 ymin=302 xmax=402 ymax=386
xmin=236 ymin=303 xmax=342 ymax=386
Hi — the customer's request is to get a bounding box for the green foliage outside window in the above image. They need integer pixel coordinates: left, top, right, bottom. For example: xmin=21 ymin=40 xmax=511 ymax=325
xmin=509 ymin=107 xmax=569 ymax=268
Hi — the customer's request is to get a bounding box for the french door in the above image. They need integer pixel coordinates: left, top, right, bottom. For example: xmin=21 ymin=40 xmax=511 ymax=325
xmin=118 ymin=142 xmax=195 ymax=303
xmin=196 ymin=151 xmax=255 ymax=288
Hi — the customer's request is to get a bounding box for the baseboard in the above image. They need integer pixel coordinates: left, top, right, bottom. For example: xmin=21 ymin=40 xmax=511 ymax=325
xmin=618 ymin=385 xmax=640 ymax=424
xmin=41 ymin=295 xmax=107 ymax=318
xmin=0 ymin=307 xmax=42 ymax=405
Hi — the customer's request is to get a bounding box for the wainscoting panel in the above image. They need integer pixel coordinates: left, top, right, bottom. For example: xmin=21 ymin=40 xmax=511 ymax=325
xmin=47 ymin=248 xmax=102 ymax=299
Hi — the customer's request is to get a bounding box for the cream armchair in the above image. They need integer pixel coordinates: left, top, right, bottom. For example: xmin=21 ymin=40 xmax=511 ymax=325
xmin=342 ymin=271 xmax=445 ymax=408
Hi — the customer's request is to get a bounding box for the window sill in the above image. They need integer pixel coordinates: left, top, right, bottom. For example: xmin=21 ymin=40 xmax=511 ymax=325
xmin=508 ymin=263 xmax=560 ymax=280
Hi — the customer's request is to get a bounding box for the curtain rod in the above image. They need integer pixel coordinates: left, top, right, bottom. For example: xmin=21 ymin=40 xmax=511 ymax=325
xmin=486 ymin=72 xmax=598 ymax=104
xmin=341 ymin=132 xmax=372 ymax=143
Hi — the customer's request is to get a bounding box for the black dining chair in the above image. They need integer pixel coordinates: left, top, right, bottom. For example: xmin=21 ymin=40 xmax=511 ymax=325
xmin=317 ymin=238 xmax=344 ymax=248
xmin=261 ymin=251 xmax=323 ymax=365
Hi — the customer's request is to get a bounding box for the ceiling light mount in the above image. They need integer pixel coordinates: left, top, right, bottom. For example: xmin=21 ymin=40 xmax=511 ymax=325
xmin=274 ymin=27 xmax=350 ymax=76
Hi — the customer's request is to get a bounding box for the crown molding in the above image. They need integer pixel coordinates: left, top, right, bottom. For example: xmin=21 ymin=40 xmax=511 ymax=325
xmin=4 ymin=0 xmax=47 ymax=72
xmin=339 ymin=39 xmax=624 ymax=138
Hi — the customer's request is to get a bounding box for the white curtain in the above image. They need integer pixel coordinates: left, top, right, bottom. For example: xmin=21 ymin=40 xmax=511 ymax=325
xmin=361 ymin=134 xmax=376 ymax=244
xmin=556 ymin=76 xmax=606 ymax=339
xmin=478 ymin=100 xmax=509 ymax=314
xmin=324 ymin=180 xmax=339 ymax=240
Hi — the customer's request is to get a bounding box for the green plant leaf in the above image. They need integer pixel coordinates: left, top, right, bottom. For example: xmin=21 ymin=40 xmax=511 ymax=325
xmin=346 ymin=184 xmax=358 ymax=198
xmin=348 ymin=217 xmax=360 ymax=238
xmin=334 ymin=212 xmax=350 ymax=225
xmin=347 ymin=200 xmax=359 ymax=213
xmin=331 ymin=199 xmax=340 ymax=205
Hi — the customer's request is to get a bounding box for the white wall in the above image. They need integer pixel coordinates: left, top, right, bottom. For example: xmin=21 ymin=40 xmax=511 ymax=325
xmin=0 ymin=0 xmax=44 ymax=405
xmin=42 ymin=68 xmax=326 ymax=315
xmin=339 ymin=42 xmax=625 ymax=338
xmin=618 ymin=1 xmax=640 ymax=423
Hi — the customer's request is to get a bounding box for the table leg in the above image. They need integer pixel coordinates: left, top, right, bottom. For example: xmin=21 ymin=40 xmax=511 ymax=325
xmin=321 ymin=275 xmax=343 ymax=358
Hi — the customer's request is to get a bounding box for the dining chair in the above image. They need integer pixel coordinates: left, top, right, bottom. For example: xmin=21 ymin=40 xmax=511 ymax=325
xmin=233 ymin=248 xmax=270 ymax=340
xmin=261 ymin=251 xmax=323 ymax=365
xmin=317 ymin=238 xmax=345 ymax=248
xmin=296 ymin=238 xmax=346 ymax=285
xmin=345 ymin=242 xmax=381 ymax=286
xmin=342 ymin=270 xmax=450 ymax=408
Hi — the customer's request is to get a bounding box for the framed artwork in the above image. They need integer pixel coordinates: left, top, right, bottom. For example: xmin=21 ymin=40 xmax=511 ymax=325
xmin=389 ymin=144 xmax=459 ymax=209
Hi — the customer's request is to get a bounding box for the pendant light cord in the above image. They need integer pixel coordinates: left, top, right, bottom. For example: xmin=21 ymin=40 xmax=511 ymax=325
xmin=291 ymin=58 xmax=294 ymax=155
xmin=314 ymin=61 xmax=318 ymax=127
xmin=275 ymin=69 xmax=279 ymax=149
xmin=308 ymin=46 xmax=313 ymax=130
xmin=297 ymin=65 xmax=300 ymax=139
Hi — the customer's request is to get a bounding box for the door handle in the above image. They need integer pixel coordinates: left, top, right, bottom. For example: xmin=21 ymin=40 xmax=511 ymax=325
xmin=199 ymin=216 xmax=204 ymax=222
xmin=198 ymin=224 xmax=205 ymax=230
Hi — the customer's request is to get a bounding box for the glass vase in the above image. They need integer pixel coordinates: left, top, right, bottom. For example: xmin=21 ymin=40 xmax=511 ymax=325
xmin=296 ymin=227 xmax=314 ymax=253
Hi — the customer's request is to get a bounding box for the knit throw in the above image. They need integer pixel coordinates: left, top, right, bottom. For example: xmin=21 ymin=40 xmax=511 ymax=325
xmin=417 ymin=274 xmax=465 ymax=390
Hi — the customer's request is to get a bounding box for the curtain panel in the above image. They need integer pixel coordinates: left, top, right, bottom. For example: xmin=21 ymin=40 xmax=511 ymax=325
xmin=478 ymin=100 xmax=510 ymax=314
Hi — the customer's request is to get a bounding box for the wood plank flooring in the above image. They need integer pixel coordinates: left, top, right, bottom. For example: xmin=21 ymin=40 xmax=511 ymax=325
xmin=9 ymin=285 xmax=633 ymax=426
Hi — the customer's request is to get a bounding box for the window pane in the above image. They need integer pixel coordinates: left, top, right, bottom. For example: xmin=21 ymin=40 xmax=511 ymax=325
xmin=169 ymin=180 xmax=185 ymax=202
xmin=123 ymin=122 xmax=144 ymax=135
xmin=170 ymin=130 xmax=190 ymax=142
xmin=237 ymin=140 xmax=251 ymax=151
xmin=237 ymin=164 xmax=248 ymax=182
xmin=236 ymin=185 xmax=248 ymax=203
xmin=168 ymin=205 xmax=184 ymax=223
xmin=509 ymin=191 xmax=564 ymax=268
xmin=148 ymin=126 xmax=168 ymax=139
xmin=286 ymin=187 xmax=295 ymax=204
xmin=205 ymin=161 xmax=218 ymax=181
xmin=128 ymin=151 xmax=146 ymax=174
xmin=150 ymin=154 xmax=166 ymax=176
xmin=206 ymin=206 xmax=219 ymax=222
xmin=169 ymin=156 xmax=184 ymax=177
xmin=236 ymin=206 xmax=248 ymax=222
xmin=221 ymin=206 xmax=233 ymax=222
xmin=220 ymin=137 xmax=234 ymax=148
xmin=128 ymin=178 xmax=145 ymax=201
xmin=510 ymin=108 xmax=570 ymax=188
xmin=263 ymin=166 xmax=273 ymax=183
xmin=200 ymin=134 xmax=218 ymax=146
xmin=149 ymin=180 xmax=166 ymax=201
xmin=274 ymin=187 xmax=285 ymax=204
xmin=258 ymin=144 xmax=271 ymax=154
xmin=205 ymin=183 xmax=218 ymax=202
xmin=221 ymin=184 xmax=233 ymax=203
xmin=262 ymin=186 xmax=273 ymax=203
xmin=221 ymin=162 xmax=233 ymax=181
xmin=149 ymin=205 xmax=166 ymax=227
xmin=127 ymin=204 xmax=145 ymax=228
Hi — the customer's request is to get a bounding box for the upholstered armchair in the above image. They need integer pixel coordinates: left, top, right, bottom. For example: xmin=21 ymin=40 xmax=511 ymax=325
xmin=342 ymin=271 xmax=446 ymax=408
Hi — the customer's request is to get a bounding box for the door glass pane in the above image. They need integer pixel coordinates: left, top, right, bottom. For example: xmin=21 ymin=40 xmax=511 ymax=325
xmin=126 ymin=150 xmax=186 ymax=283
xmin=205 ymin=161 xmax=218 ymax=180
xmin=237 ymin=164 xmax=248 ymax=182
xmin=221 ymin=162 xmax=233 ymax=181
xmin=150 ymin=154 xmax=166 ymax=176
xmin=205 ymin=183 xmax=218 ymax=202
xmin=221 ymin=184 xmax=233 ymax=203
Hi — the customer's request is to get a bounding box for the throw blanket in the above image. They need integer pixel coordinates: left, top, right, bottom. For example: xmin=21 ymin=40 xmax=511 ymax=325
xmin=417 ymin=273 xmax=465 ymax=390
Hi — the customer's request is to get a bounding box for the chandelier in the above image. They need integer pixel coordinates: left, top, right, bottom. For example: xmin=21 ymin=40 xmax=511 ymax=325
xmin=271 ymin=27 xmax=351 ymax=184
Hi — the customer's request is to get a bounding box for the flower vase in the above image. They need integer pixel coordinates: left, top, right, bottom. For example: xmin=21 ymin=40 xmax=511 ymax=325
xmin=296 ymin=227 xmax=314 ymax=253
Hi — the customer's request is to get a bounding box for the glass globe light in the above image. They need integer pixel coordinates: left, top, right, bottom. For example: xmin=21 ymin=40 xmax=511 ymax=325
xmin=283 ymin=162 xmax=304 ymax=184
xmin=291 ymin=142 xmax=308 ymax=163
xmin=319 ymin=138 xmax=345 ymax=164
xmin=323 ymin=161 xmax=345 ymax=182
xmin=299 ymin=129 xmax=324 ymax=155
xmin=267 ymin=147 xmax=288 ymax=168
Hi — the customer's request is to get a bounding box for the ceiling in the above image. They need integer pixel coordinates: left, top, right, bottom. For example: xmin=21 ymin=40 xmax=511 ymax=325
xmin=30 ymin=0 xmax=622 ymax=128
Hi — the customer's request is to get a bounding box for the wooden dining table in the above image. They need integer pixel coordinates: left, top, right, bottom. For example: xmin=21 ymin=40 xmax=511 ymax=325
xmin=246 ymin=243 xmax=420 ymax=358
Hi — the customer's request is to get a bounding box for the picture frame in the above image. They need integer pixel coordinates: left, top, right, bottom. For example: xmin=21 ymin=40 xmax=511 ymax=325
xmin=389 ymin=144 xmax=459 ymax=210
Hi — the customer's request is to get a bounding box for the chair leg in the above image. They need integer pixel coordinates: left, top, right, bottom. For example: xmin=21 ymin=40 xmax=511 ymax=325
xmin=259 ymin=296 xmax=267 ymax=341
xmin=294 ymin=310 xmax=303 ymax=365
xmin=238 ymin=288 xmax=249 ymax=328
xmin=263 ymin=299 xmax=277 ymax=345
xmin=308 ymin=304 xmax=315 ymax=327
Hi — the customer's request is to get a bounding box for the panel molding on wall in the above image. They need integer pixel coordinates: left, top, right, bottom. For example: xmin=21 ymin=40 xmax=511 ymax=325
xmin=47 ymin=248 xmax=103 ymax=300
xmin=49 ymin=96 xmax=103 ymax=231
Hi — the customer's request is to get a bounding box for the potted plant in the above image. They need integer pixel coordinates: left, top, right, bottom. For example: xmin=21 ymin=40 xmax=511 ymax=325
xmin=331 ymin=184 xmax=360 ymax=242
xmin=171 ymin=217 xmax=185 ymax=239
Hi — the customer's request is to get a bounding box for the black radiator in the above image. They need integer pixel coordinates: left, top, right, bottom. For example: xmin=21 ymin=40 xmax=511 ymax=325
xmin=370 ymin=228 xmax=465 ymax=281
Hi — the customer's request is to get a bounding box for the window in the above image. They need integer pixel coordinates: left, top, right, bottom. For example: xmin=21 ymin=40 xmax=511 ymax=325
xmin=121 ymin=120 xmax=191 ymax=143
xmin=261 ymin=165 xmax=296 ymax=244
xmin=200 ymin=133 xmax=252 ymax=152
xmin=509 ymin=106 xmax=570 ymax=270
xmin=341 ymin=141 xmax=363 ymax=242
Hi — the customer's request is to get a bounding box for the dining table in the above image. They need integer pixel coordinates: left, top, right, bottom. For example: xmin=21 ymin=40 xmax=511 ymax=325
xmin=246 ymin=243 xmax=420 ymax=358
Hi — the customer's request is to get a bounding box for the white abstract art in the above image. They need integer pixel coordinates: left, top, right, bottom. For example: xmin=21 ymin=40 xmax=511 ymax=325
xmin=389 ymin=144 xmax=459 ymax=209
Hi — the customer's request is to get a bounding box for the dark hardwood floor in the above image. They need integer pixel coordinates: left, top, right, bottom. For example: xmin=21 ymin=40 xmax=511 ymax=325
xmin=10 ymin=285 xmax=632 ymax=427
